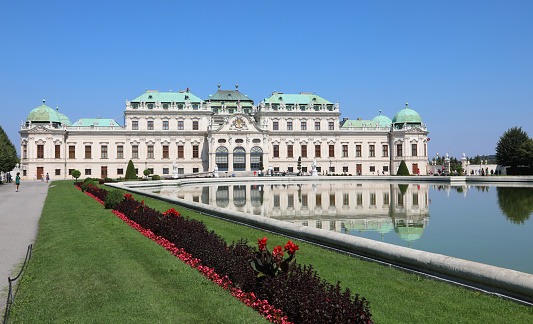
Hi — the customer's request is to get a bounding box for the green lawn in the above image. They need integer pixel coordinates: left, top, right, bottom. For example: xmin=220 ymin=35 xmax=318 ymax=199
xmin=8 ymin=180 xmax=533 ymax=323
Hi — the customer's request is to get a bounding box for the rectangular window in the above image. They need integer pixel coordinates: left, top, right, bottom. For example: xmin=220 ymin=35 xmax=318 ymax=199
xmin=315 ymin=121 xmax=320 ymax=130
xmin=163 ymin=168 xmax=169 ymax=174
xmin=328 ymin=121 xmax=334 ymax=130
xmin=117 ymin=145 xmax=123 ymax=159
xmin=343 ymin=193 xmax=349 ymax=206
xmin=69 ymin=169 xmax=74 ymax=175
xmin=117 ymin=168 xmax=123 ymax=175
xmin=37 ymin=144 xmax=44 ymax=159
xmin=301 ymin=144 xmax=307 ymax=158
xmin=315 ymin=145 xmax=321 ymax=158
xmin=178 ymin=168 xmax=184 ymax=174
xmin=287 ymin=145 xmax=293 ymax=158
xmin=55 ymin=145 xmax=60 ymax=159
xmin=274 ymin=195 xmax=280 ymax=208
xmin=101 ymin=145 xmax=108 ymax=159
xmin=163 ymin=120 xmax=169 ymax=130
xmin=369 ymin=145 xmax=375 ymax=157
xmin=23 ymin=145 xmax=27 ymax=159
xmin=370 ymin=193 xmax=376 ymax=206
xmin=163 ymin=145 xmax=169 ymax=158
xmin=329 ymin=194 xmax=335 ymax=206
xmin=288 ymin=167 xmax=293 ymax=172
xmin=178 ymin=145 xmax=184 ymax=158
xmin=273 ymin=145 xmax=279 ymax=158
xmin=178 ymin=121 xmax=184 ymax=130
xmin=69 ymin=145 xmax=75 ymax=159
xmin=383 ymin=192 xmax=390 ymax=205
xmin=288 ymin=194 xmax=294 ymax=208
xmin=147 ymin=121 xmax=154 ymax=130
xmin=356 ymin=145 xmax=361 ymax=157
xmin=147 ymin=145 xmax=154 ymax=158
xmin=148 ymin=168 xmax=154 ymax=174
xmin=343 ymin=166 xmax=349 ymax=173
xmin=342 ymin=145 xmax=348 ymax=157
xmin=287 ymin=121 xmax=293 ymax=130
xmin=302 ymin=194 xmax=308 ymax=207
xmin=397 ymin=144 xmax=403 ymax=157
xmin=273 ymin=121 xmax=279 ymax=130
xmin=383 ymin=165 xmax=389 ymax=172
xmin=357 ymin=193 xmax=363 ymax=206
xmin=383 ymin=144 xmax=389 ymax=157
xmin=316 ymin=194 xmax=322 ymax=207
xmin=132 ymin=121 xmax=138 ymax=130
xmin=329 ymin=145 xmax=335 ymax=158
xmin=132 ymin=145 xmax=138 ymax=159
xmin=301 ymin=121 xmax=307 ymax=130
xmin=412 ymin=144 xmax=417 ymax=157
xmin=192 ymin=168 xmax=198 ymax=173
xmin=193 ymin=145 xmax=199 ymax=158
xmin=193 ymin=120 xmax=199 ymax=130
xmin=85 ymin=169 xmax=92 ymax=175
xmin=85 ymin=145 xmax=91 ymax=159
xmin=370 ymin=166 xmax=376 ymax=172
xmin=424 ymin=143 xmax=427 ymax=157
xmin=55 ymin=169 xmax=61 ymax=176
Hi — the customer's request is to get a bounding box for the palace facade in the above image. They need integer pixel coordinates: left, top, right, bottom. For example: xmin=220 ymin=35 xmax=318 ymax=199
xmin=19 ymin=85 xmax=429 ymax=180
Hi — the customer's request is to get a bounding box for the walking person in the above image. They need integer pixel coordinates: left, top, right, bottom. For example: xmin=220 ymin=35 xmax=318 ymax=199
xmin=46 ymin=173 xmax=50 ymax=183
xmin=15 ymin=172 xmax=20 ymax=192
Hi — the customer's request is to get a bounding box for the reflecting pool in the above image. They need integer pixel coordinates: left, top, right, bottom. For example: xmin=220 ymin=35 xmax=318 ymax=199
xmin=155 ymin=181 xmax=533 ymax=274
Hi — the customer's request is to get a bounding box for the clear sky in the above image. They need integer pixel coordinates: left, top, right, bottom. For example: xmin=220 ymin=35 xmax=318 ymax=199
xmin=2 ymin=0 xmax=532 ymax=159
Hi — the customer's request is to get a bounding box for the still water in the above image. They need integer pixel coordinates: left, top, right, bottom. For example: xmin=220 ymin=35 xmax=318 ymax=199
xmin=156 ymin=181 xmax=533 ymax=274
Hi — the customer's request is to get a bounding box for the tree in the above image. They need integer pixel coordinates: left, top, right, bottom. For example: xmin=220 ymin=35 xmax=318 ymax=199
xmin=0 ymin=126 xmax=18 ymax=176
xmin=297 ymin=156 xmax=302 ymax=173
xmin=71 ymin=169 xmax=81 ymax=182
xmin=518 ymin=138 xmax=533 ymax=168
xmin=125 ymin=160 xmax=137 ymax=179
xmin=143 ymin=169 xmax=151 ymax=178
xmin=397 ymin=160 xmax=410 ymax=176
xmin=259 ymin=155 xmax=264 ymax=171
xmin=496 ymin=126 xmax=529 ymax=168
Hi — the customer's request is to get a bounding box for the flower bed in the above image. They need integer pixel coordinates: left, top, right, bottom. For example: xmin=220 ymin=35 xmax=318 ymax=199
xmin=78 ymin=186 xmax=372 ymax=323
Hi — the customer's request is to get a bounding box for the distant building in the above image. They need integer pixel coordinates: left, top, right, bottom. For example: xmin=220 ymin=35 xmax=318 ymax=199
xmin=19 ymin=85 xmax=429 ymax=179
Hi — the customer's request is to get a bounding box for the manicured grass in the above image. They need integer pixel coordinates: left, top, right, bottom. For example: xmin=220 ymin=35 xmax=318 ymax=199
xmin=9 ymin=180 xmax=533 ymax=323
xmin=125 ymin=185 xmax=533 ymax=323
xmin=7 ymin=181 xmax=267 ymax=323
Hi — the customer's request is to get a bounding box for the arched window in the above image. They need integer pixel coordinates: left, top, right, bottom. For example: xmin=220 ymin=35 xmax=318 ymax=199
xmin=233 ymin=185 xmax=246 ymax=208
xmin=216 ymin=186 xmax=229 ymax=208
xmin=250 ymin=146 xmax=263 ymax=170
xmin=216 ymin=146 xmax=228 ymax=171
xmin=233 ymin=146 xmax=246 ymax=171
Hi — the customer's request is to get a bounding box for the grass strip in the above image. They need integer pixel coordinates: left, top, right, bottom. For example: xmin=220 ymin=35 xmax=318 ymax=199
xmin=123 ymin=184 xmax=533 ymax=323
xmin=7 ymin=181 xmax=268 ymax=323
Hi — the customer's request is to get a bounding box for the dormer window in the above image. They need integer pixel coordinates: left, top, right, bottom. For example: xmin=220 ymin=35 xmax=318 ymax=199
xmin=185 ymin=95 xmax=189 ymax=100
xmin=312 ymin=97 xmax=316 ymax=101
xmin=163 ymin=103 xmax=168 ymax=110
xmin=278 ymin=97 xmax=283 ymax=100
xmin=148 ymin=95 xmax=153 ymax=99
xmin=147 ymin=103 xmax=154 ymax=109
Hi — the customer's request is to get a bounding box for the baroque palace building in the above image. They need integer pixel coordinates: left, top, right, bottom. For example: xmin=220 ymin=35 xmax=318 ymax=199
xmin=19 ymin=85 xmax=429 ymax=180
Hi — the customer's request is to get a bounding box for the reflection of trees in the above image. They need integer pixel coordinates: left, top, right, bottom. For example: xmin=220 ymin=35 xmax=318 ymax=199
xmin=497 ymin=187 xmax=533 ymax=225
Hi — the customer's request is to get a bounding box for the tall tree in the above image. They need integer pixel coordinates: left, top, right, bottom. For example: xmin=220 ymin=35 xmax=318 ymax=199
xmin=496 ymin=126 xmax=529 ymax=168
xmin=0 ymin=126 xmax=19 ymax=175
xmin=125 ymin=160 xmax=136 ymax=179
xmin=518 ymin=138 xmax=533 ymax=167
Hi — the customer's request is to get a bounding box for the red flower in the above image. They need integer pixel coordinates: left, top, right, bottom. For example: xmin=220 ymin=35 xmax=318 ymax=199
xmin=256 ymin=237 xmax=267 ymax=251
xmin=272 ymin=245 xmax=283 ymax=261
xmin=284 ymin=240 xmax=299 ymax=255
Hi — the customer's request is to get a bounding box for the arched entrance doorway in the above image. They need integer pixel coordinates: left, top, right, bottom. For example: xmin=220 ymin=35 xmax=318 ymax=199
xmin=250 ymin=146 xmax=263 ymax=170
xmin=215 ymin=146 xmax=228 ymax=171
xmin=233 ymin=146 xmax=246 ymax=171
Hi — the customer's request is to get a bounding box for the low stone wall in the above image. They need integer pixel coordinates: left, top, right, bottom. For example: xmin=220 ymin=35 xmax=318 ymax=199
xmin=108 ymin=177 xmax=533 ymax=304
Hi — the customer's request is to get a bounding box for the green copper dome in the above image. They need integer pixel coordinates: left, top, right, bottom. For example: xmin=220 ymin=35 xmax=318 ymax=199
xmin=372 ymin=110 xmax=392 ymax=127
xmin=27 ymin=100 xmax=62 ymax=124
xmin=392 ymin=103 xmax=422 ymax=125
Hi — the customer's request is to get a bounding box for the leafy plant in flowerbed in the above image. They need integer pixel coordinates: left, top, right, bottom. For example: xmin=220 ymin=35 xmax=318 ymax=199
xmin=85 ymin=184 xmax=108 ymax=203
xmin=81 ymin=188 xmax=373 ymax=323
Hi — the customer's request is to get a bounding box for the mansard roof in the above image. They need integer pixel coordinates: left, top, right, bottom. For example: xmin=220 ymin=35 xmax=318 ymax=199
xmin=71 ymin=118 xmax=120 ymax=127
xmin=130 ymin=90 xmax=202 ymax=103
xmin=205 ymin=89 xmax=254 ymax=103
xmin=262 ymin=92 xmax=333 ymax=105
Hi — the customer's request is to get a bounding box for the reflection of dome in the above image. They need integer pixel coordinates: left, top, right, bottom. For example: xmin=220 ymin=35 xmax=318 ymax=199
xmin=392 ymin=103 xmax=422 ymax=127
xmin=372 ymin=110 xmax=392 ymax=127
xmin=27 ymin=99 xmax=62 ymax=125
xmin=395 ymin=221 xmax=425 ymax=247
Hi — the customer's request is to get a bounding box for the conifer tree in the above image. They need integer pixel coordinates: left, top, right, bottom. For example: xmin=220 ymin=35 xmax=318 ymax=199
xmin=0 ymin=126 xmax=19 ymax=176
xmin=125 ymin=160 xmax=137 ymax=179
xmin=397 ymin=160 xmax=410 ymax=176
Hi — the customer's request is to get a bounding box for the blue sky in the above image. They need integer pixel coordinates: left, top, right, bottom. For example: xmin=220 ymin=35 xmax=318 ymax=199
xmin=2 ymin=0 xmax=532 ymax=159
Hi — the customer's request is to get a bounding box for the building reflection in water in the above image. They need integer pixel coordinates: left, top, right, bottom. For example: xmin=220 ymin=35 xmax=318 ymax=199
xmin=157 ymin=181 xmax=430 ymax=246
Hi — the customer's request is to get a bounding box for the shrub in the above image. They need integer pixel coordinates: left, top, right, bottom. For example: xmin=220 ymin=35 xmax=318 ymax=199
xmin=125 ymin=160 xmax=136 ymax=180
xmin=397 ymin=160 xmax=410 ymax=176
xmin=152 ymin=174 xmax=160 ymax=180
xmin=86 ymin=184 xmax=108 ymax=202
xmin=104 ymin=189 xmax=127 ymax=209
xmin=71 ymin=169 xmax=81 ymax=181
xmin=84 ymin=177 xmax=94 ymax=183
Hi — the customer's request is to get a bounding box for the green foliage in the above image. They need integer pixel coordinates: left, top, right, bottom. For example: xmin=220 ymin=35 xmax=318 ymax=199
xmin=152 ymin=174 xmax=160 ymax=180
xmin=143 ymin=169 xmax=151 ymax=177
xmin=125 ymin=160 xmax=136 ymax=179
xmin=297 ymin=156 xmax=302 ymax=171
xmin=0 ymin=125 xmax=19 ymax=174
xmin=397 ymin=160 xmax=410 ymax=175
xmin=104 ymin=189 xmax=127 ymax=209
xmin=497 ymin=187 xmax=533 ymax=224
xmin=518 ymin=138 xmax=533 ymax=168
xmin=259 ymin=155 xmax=264 ymax=171
xmin=398 ymin=184 xmax=409 ymax=195
xmin=84 ymin=177 xmax=94 ymax=183
xmin=71 ymin=169 xmax=81 ymax=180
xmin=496 ymin=126 xmax=530 ymax=168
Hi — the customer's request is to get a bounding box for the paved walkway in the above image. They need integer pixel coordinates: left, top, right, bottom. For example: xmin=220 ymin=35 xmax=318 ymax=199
xmin=0 ymin=180 xmax=49 ymax=314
